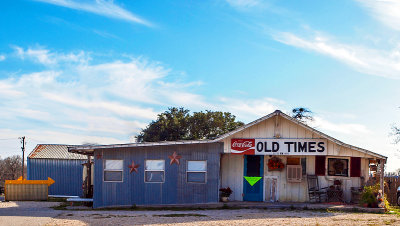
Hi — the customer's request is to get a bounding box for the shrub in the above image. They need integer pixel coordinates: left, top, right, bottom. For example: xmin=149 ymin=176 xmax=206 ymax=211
xmin=360 ymin=183 xmax=389 ymax=209
xmin=219 ymin=187 xmax=233 ymax=197
xmin=360 ymin=185 xmax=378 ymax=208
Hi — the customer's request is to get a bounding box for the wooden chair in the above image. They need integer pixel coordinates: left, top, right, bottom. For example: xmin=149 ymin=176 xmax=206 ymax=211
xmin=307 ymin=175 xmax=328 ymax=202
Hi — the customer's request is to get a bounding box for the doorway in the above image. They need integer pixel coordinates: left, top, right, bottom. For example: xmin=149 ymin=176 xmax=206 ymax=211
xmin=243 ymin=155 xmax=264 ymax=201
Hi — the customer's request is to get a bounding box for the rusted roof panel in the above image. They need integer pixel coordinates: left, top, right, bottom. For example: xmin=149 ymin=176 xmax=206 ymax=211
xmin=28 ymin=144 xmax=86 ymax=160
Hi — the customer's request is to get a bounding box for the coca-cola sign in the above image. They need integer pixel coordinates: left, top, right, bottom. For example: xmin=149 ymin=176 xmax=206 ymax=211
xmin=231 ymin=139 xmax=255 ymax=155
xmin=231 ymin=138 xmax=327 ymax=155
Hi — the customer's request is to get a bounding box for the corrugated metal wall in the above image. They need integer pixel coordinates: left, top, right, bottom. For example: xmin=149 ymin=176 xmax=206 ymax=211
xmin=27 ymin=158 xmax=85 ymax=196
xmin=93 ymin=143 xmax=223 ymax=208
xmin=5 ymin=184 xmax=48 ymax=201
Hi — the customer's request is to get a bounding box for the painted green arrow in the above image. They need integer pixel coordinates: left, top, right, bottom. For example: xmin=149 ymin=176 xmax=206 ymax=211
xmin=244 ymin=176 xmax=262 ymax=186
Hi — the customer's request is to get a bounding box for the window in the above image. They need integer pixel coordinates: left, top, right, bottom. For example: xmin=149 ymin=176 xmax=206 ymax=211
xmin=328 ymin=158 xmax=349 ymax=177
xmin=187 ymin=161 xmax=207 ymax=183
xmin=145 ymin=160 xmax=165 ymax=183
xmin=301 ymin=158 xmax=307 ymax=176
xmin=104 ymin=160 xmax=123 ymax=182
xmin=315 ymin=156 xmax=326 ymax=176
xmin=287 ymin=165 xmax=302 ymax=182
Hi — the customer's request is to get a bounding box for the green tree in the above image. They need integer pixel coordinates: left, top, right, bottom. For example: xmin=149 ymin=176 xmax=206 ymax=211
xmin=291 ymin=107 xmax=314 ymax=124
xmin=136 ymin=107 xmax=244 ymax=142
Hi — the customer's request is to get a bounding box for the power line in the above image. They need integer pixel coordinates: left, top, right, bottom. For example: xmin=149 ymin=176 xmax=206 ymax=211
xmin=0 ymin=138 xmax=18 ymax=141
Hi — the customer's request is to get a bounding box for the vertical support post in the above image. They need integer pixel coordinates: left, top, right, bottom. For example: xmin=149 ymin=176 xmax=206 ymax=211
xmin=380 ymin=158 xmax=385 ymax=201
xmin=87 ymin=155 xmax=93 ymax=198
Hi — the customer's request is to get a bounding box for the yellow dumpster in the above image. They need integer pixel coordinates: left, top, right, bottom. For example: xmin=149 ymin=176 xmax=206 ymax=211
xmin=5 ymin=177 xmax=55 ymax=201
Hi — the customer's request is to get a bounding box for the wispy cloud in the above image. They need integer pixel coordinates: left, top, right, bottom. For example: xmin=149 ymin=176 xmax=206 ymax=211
xmin=225 ymin=0 xmax=262 ymax=8
xmin=35 ymin=0 xmax=151 ymax=26
xmin=272 ymin=31 xmax=400 ymax=79
xmin=13 ymin=46 xmax=89 ymax=66
xmin=356 ymin=0 xmax=400 ymax=31
xmin=0 ymin=55 xmax=5 ymax=61
xmin=0 ymin=46 xmax=205 ymax=146
xmin=216 ymin=97 xmax=282 ymax=121
xmin=310 ymin=116 xmax=371 ymax=135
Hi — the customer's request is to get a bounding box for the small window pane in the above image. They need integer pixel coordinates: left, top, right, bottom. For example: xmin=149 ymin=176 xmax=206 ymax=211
xmin=104 ymin=171 xmax=122 ymax=182
xmin=145 ymin=171 xmax=164 ymax=182
xmin=105 ymin=160 xmax=123 ymax=170
xmin=188 ymin=161 xmax=206 ymax=171
xmin=328 ymin=158 xmax=349 ymax=177
xmin=145 ymin=160 xmax=165 ymax=171
xmin=188 ymin=172 xmax=206 ymax=183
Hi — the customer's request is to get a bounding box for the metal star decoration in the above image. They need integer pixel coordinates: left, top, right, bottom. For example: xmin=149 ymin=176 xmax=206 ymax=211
xmin=96 ymin=153 xmax=102 ymax=160
xmin=168 ymin=151 xmax=182 ymax=165
xmin=128 ymin=161 xmax=140 ymax=173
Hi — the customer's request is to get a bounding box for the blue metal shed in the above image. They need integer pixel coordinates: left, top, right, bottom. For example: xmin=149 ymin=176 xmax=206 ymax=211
xmin=69 ymin=142 xmax=223 ymax=208
xmin=27 ymin=144 xmax=86 ymax=196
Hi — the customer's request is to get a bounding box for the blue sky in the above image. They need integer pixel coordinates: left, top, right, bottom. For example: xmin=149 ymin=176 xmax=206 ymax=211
xmin=0 ymin=0 xmax=400 ymax=171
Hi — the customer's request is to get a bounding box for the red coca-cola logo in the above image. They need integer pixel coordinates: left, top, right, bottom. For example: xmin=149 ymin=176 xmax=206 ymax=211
xmin=231 ymin=139 xmax=255 ymax=154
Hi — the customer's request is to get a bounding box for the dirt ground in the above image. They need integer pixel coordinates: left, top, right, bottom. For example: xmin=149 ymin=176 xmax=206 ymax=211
xmin=0 ymin=201 xmax=400 ymax=226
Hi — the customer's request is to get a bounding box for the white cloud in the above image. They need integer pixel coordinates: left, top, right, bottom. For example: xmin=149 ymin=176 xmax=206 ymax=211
xmin=0 ymin=55 xmax=5 ymax=61
xmin=310 ymin=116 xmax=371 ymax=135
xmin=216 ymin=97 xmax=283 ymax=121
xmin=356 ymin=0 xmax=400 ymax=31
xmin=13 ymin=46 xmax=89 ymax=66
xmin=0 ymin=47 xmax=207 ymax=151
xmin=272 ymin=31 xmax=400 ymax=79
xmin=35 ymin=0 xmax=151 ymax=26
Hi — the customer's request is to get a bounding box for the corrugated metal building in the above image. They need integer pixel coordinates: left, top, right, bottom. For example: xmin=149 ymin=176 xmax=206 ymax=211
xmin=71 ymin=142 xmax=222 ymax=208
xmin=69 ymin=110 xmax=387 ymax=208
xmin=27 ymin=144 xmax=86 ymax=196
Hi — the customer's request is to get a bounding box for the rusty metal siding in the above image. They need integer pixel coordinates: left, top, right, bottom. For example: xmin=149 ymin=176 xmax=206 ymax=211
xmin=93 ymin=143 xmax=223 ymax=208
xmin=27 ymin=158 xmax=85 ymax=196
xmin=5 ymin=184 xmax=48 ymax=201
xmin=28 ymin=144 xmax=86 ymax=159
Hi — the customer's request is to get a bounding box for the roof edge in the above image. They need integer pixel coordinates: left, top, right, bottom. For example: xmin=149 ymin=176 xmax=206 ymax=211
xmin=68 ymin=109 xmax=387 ymax=160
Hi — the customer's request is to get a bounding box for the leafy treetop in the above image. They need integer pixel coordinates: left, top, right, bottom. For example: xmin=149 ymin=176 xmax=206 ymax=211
xmin=136 ymin=107 xmax=244 ymax=142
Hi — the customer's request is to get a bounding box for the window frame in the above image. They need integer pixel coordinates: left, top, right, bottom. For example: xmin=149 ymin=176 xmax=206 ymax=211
xmin=144 ymin=159 xmax=165 ymax=183
xmin=186 ymin=160 xmax=207 ymax=184
xmin=327 ymin=158 xmax=349 ymax=177
xmin=103 ymin=159 xmax=124 ymax=183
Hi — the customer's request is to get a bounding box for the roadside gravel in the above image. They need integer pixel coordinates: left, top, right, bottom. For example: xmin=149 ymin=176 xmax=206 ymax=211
xmin=1 ymin=201 xmax=399 ymax=226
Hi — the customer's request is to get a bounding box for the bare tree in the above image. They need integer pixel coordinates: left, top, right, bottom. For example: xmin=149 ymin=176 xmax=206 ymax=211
xmin=391 ymin=125 xmax=400 ymax=144
xmin=0 ymin=155 xmax=24 ymax=187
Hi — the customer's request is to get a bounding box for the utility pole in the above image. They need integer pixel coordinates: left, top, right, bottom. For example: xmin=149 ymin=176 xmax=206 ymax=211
xmin=19 ymin=136 xmax=25 ymax=180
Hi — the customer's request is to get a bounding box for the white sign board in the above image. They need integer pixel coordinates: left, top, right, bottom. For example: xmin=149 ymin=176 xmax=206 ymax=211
xmin=231 ymin=138 xmax=327 ymax=155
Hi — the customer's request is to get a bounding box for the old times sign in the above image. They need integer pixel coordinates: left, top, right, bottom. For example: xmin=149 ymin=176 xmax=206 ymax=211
xmin=231 ymin=138 xmax=327 ymax=155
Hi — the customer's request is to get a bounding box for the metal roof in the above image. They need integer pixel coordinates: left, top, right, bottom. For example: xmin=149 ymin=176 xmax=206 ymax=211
xmin=28 ymin=144 xmax=87 ymax=160
xmin=68 ymin=140 xmax=214 ymax=155
xmin=68 ymin=110 xmax=387 ymax=159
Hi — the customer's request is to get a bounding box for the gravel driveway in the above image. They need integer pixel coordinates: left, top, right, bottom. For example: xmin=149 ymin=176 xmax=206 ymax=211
xmin=0 ymin=201 xmax=399 ymax=226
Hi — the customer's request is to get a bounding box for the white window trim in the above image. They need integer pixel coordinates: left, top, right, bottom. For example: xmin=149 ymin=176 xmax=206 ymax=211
xmin=144 ymin=159 xmax=165 ymax=183
xmin=103 ymin=159 xmax=123 ymax=183
xmin=186 ymin=160 xmax=207 ymax=184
